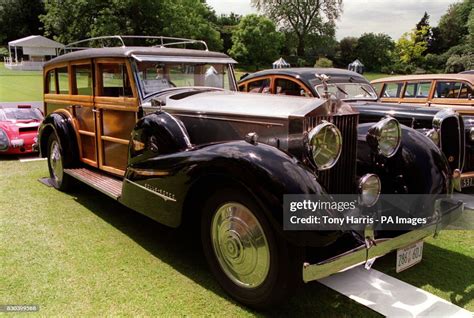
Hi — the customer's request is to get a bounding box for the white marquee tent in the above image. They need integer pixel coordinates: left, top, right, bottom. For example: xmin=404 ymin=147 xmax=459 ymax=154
xmin=272 ymin=57 xmax=290 ymax=69
xmin=5 ymin=35 xmax=64 ymax=70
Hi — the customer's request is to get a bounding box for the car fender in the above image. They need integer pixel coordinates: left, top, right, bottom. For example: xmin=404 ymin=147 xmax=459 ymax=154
xmin=38 ymin=111 xmax=79 ymax=166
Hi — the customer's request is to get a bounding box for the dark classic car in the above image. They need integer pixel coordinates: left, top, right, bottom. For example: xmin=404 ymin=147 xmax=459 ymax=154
xmin=0 ymin=106 xmax=43 ymax=154
xmin=38 ymin=37 xmax=462 ymax=308
xmin=239 ymin=68 xmax=474 ymax=189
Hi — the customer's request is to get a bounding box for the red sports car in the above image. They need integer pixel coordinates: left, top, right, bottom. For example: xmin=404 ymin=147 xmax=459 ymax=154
xmin=0 ymin=106 xmax=44 ymax=154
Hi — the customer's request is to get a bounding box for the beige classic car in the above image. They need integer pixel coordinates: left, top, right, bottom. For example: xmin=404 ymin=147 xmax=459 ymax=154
xmin=372 ymin=74 xmax=474 ymax=114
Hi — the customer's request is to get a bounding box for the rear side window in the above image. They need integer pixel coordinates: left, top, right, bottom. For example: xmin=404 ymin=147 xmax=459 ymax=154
xmin=382 ymin=82 xmax=404 ymax=98
xmin=98 ymin=63 xmax=133 ymax=97
xmin=57 ymin=67 xmax=69 ymax=94
xmin=404 ymin=82 xmax=431 ymax=98
xmin=73 ymin=64 xmax=93 ymax=96
xmin=434 ymin=81 xmax=465 ymax=98
xmin=247 ymin=78 xmax=270 ymax=93
xmin=45 ymin=70 xmax=56 ymax=94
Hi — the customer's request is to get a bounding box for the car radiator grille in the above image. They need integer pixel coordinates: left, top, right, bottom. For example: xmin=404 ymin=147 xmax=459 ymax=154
xmin=304 ymin=114 xmax=359 ymax=193
xmin=440 ymin=117 xmax=464 ymax=172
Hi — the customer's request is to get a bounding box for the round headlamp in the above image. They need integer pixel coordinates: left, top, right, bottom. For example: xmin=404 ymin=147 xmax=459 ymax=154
xmin=0 ymin=128 xmax=9 ymax=151
xmin=358 ymin=174 xmax=381 ymax=207
xmin=425 ymin=128 xmax=440 ymax=146
xmin=367 ymin=116 xmax=401 ymax=158
xmin=308 ymin=121 xmax=342 ymax=170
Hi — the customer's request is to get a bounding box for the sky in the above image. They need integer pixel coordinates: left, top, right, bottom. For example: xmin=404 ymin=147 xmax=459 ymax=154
xmin=206 ymin=0 xmax=457 ymax=40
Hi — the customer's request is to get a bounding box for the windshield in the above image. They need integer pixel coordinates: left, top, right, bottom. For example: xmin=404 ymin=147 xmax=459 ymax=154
xmin=313 ymin=82 xmax=378 ymax=100
xmin=0 ymin=108 xmax=43 ymax=121
xmin=135 ymin=61 xmax=235 ymax=97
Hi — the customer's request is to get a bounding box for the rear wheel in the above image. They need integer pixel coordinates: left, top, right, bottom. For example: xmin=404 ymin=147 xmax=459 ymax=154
xmin=201 ymin=188 xmax=302 ymax=309
xmin=47 ymin=133 xmax=73 ymax=191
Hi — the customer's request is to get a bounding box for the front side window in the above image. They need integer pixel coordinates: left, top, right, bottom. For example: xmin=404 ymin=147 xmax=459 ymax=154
xmin=404 ymin=82 xmax=431 ymax=98
xmin=434 ymin=81 xmax=473 ymax=99
xmin=381 ymin=82 xmax=404 ymax=98
xmin=247 ymin=78 xmax=271 ymax=93
xmin=275 ymin=78 xmax=309 ymax=96
xmin=135 ymin=62 xmax=235 ymax=97
xmin=98 ymin=63 xmax=133 ymax=97
xmin=313 ymin=82 xmax=377 ymax=100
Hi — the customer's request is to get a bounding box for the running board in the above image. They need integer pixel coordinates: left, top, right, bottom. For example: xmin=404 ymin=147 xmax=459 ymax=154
xmin=64 ymin=168 xmax=122 ymax=200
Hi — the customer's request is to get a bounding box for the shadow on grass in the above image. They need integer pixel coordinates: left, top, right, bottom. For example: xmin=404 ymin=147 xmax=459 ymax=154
xmin=67 ymin=184 xmax=380 ymax=316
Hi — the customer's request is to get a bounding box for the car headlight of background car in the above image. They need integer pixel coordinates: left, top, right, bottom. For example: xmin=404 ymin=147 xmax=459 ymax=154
xmin=308 ymin=121 xmax=342 ymax=170
xmin=367 ymin=116 xmax=402 ymax=158
xmin=0 ymin=128 xmax=10 ymax=151
xmin=358 ymin=173 xmax=381 ymax=207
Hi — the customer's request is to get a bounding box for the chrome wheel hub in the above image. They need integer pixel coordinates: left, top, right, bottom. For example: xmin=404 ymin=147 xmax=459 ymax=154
xmin=49 ymin=140 xmax=63 ymax=184
xmin=211 ymin=202 xmax=270 ymax=288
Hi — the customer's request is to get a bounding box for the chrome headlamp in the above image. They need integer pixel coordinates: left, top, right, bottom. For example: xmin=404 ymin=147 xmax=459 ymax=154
xmin=367 ymin=116 xmax=402 ymax=158
xmin=308 ymin=121 xmax=342 ymax=170
xmin=358 ymin=174 xmax=381 ymax=207
xmin=0 ymin=128 xmax=9 ymax=151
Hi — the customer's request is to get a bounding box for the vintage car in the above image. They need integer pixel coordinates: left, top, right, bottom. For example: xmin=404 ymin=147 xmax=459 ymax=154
xmin=371 ymin=74 xmax=474 ymax=111
xmin=238 ymin=68 xmax=474 ymax=189
xmin=38 ymin=37 xmax=463 ymax=308
xmin=0 ymin=106 xmax=43 ymax=154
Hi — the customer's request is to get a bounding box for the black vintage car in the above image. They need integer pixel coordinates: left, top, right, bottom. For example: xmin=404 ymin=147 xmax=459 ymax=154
xmin=38 ymin=37 xmax=463 ymax=308
xmin=239 ymin=68 xmax=473 ymax=189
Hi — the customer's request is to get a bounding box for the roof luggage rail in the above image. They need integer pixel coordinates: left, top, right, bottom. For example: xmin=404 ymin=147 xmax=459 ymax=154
xmin=61 ymin=35 xmax=208 ymax=54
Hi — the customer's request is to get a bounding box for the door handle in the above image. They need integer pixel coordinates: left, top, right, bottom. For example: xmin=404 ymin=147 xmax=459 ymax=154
xmin=92 ymin=109 xmax=99 ymax=113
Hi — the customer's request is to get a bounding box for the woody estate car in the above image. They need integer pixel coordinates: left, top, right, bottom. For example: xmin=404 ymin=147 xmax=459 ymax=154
xmin=0 ymin=106 xmax=43 ymax=154
xmin=37 ymin=37 xmax=463 ymax=308
xmin=372 ymin=74 xmax=474 ymax=110
xmin=239 ymin=68 xmax=474 ymax=189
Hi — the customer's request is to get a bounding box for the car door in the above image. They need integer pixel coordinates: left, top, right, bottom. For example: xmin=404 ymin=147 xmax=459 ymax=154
xmin=69 ymin=60 xmax=98 ymax=166
xmin=94 ymin=58 xmax=139 ymax=176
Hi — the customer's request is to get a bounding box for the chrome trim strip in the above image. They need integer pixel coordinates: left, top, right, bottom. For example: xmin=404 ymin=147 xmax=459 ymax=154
xmin=124 ymin=178 xmax=177 ymax=202
xmin=165 ymin=112 xmax=285 ymax=127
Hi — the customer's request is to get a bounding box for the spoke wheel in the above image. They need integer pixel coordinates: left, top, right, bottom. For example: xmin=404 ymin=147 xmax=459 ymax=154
xmin=211 ymin=202 xmax=270 ymax=289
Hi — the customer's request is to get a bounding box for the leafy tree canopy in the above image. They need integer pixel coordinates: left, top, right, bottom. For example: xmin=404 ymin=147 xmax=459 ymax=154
xmin=252 ymin=0 xmax=342 ymax=57
xmin=0 ymin=0 xmax=44 ymax=43
xmin=355 ymin=33 xmax=395 ymax=72
xmin=229 ymin=14 xmax=282 ymax=70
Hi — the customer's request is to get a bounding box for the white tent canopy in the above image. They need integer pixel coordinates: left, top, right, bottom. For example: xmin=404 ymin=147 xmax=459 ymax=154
xmin=9 ymin=35 xmax=64 ymax=57
xmin=272 ymin=57 xmax=290 ymax=69
xmin=348 ymin=59 xmax=364 ymax=74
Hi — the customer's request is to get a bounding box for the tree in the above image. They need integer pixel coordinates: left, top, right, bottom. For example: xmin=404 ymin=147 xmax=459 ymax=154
xmin=40 ymin=0 xmax=223 ymax=50
xmin=355 ymin=33 xmax=395 ymax=72
xmin=415 ymin=12 xmax=431 ymax=46
xmin=337 ymin=36 xmax=358 ymax=66
xmin=0 ymin=0 xmax=45 ymax=43
xmin=436 ymin=0 xmax=472 ymax=51
xmin=229 ymin=14 xmax=282 ymax=70
xmin=396 ymin=26 xmax=430 ymax=66
xmin=314 ymin=57 xmax=333 ymax=68
xmin=215 ymin=13 xmax=242 ymax=54
xmin=251 ymin=0 xmax=343 ymax=57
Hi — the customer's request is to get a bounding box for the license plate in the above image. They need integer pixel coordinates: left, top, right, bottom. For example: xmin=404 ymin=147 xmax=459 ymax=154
xmin=396 ymin=241 xmax=423 ymax=273
xmin=461 ymin=177 xmax=474 ymax=188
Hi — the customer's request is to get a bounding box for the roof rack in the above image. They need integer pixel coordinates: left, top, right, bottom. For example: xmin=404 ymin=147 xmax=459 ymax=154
xmin=62 ymin=35 xmax=208 ymax=54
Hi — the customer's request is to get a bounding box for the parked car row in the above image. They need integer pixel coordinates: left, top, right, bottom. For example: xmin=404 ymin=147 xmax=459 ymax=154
xmin=30 ymin=36 xmax=467 ymax=308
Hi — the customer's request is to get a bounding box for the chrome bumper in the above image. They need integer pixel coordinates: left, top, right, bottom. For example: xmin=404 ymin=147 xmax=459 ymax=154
xmin=302 ymin=198 xmax=464 ymax=283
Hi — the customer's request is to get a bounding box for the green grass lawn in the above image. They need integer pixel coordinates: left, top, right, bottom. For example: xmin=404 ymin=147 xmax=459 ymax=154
xmin=0 ymin=158 xmax=472 ymax=316
xmin=0 ymin=63 xmax=43 ymax=102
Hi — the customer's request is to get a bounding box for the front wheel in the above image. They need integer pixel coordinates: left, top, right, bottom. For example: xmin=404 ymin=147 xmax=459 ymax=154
xmin=201 ymin=188 xmax=302 ymax=309
xmin=47 ymin=133 xmax=73 ymax=191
